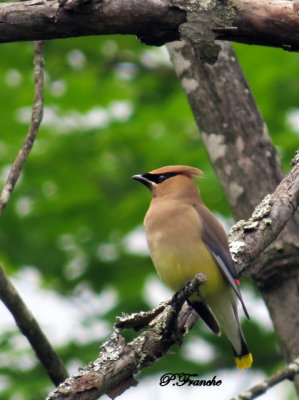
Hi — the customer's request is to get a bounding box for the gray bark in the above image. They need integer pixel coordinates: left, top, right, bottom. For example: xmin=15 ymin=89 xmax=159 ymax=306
xmin=0 ymin=0 xmax=298 ymax=50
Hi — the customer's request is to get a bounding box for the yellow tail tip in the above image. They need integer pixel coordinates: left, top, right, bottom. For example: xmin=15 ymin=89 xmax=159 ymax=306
xmin=235 ymin=353 xmax=253 ymax=369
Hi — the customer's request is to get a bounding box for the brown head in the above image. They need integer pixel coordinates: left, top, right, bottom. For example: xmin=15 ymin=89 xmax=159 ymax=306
xmin=132 ymin=165 xmax=203 ymax=201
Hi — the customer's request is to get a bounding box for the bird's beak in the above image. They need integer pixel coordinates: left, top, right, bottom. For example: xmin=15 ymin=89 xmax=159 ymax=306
xmin=132 ymin=174 xmax=152 ymax=189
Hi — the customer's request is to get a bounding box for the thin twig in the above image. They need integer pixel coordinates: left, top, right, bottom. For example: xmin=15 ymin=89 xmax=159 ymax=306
xmin=231 ymin=357 xmax=299 ymax=400
xmin=115 ymin=273 xmax=205 ymax=331
xmin=0 ymin=41 xmax=69 ymax=385
xmin=0 ymin=40 xmax=44 ymax=214
xmin=0 ymin=265 xmax=69 ymax=385
xmin=115 ymin=302 xmax=168 ymax=331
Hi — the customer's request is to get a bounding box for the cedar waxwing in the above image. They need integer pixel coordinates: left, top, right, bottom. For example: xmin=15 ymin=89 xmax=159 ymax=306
xmin=132 ymin=165 xmax=253 ymax=369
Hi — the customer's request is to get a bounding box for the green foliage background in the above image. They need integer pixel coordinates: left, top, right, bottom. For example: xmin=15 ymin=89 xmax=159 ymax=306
xmin=0 ymin=35 xmax=298 ymax=399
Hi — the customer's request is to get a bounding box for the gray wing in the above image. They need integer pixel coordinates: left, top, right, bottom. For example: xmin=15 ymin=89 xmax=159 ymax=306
xmin=194 ymin=204 xmax=250 ymax=320
xmin=204 ymin=236 xmax=250 ymax=320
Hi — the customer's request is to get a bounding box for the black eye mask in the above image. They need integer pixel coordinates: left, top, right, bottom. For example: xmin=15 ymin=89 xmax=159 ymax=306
xmin=142 ymin=172 xmax=179 ymax=184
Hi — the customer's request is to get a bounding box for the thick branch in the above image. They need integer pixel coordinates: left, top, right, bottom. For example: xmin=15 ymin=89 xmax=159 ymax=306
xmin=46 ymin=274 xmax=205 ymax=400
xmin=167 ymin=39 xmax=285 ymax=220
xmin=0 ymin=41 xmax=44 ymax=214
xmin=216 ymin=0 xmax=299 ymax=51
xmin=0 ymin=266 xmax=68 ymax=385
xmin=0 ymin=0 xmax=298 ymax=50
xmin=229 ymin=151 xmax=299 ymax=277
xmin=0 ymin=0 xmax=184 ymax=47
xmin=232 ymin=356 xmax=299 ymax=400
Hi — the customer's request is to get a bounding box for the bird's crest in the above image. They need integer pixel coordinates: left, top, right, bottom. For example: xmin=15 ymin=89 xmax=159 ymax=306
xmin=149 ymin=165 xmax=203 ymax=180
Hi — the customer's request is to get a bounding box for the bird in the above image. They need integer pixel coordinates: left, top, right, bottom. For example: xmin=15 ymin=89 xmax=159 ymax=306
xmin=132 ymin=165 xmax=253 ymax=369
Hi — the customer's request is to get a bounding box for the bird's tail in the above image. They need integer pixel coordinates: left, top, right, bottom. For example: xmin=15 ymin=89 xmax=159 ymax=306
xmin=203 ymin=290 xmax=253 ymax=369
xmin=232 ymin=331 xmax=253 ymax=369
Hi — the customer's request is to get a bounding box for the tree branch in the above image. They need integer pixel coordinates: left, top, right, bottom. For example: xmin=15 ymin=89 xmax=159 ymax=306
xmin=0 ymin=40 xmax=44 ymax=214
xmin=0 ymin=41 xmax=69 ymax=386
xmin=0 ymin=265 xmax=69 ymax=385
xmin=46 ymin=274 xmax=205 ymax=400
xmin=216 ymin=0 xmax=299 ymax=51
xmin=167 ymin=39 xmax=285 ymax=220
xmin=229 ymin=151 xmax=299 ymax=277
xmin=0 ymin=0 xmax=298 ymax=51
xmin=231 ymin=356 xmax=299 ymax=400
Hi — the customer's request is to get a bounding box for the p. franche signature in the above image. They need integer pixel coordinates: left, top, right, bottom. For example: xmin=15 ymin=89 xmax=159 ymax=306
xmin=159 ymin=373 xmax=222 ymax=387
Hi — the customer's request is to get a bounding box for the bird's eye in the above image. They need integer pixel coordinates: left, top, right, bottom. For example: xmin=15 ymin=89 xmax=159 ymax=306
xmin=158 ymin=174 xmax=167 ymax=183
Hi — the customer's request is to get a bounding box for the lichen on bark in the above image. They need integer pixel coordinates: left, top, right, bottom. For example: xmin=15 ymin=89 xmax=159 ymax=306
xmin=170 ymin=0 xmax=236 ymax=63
